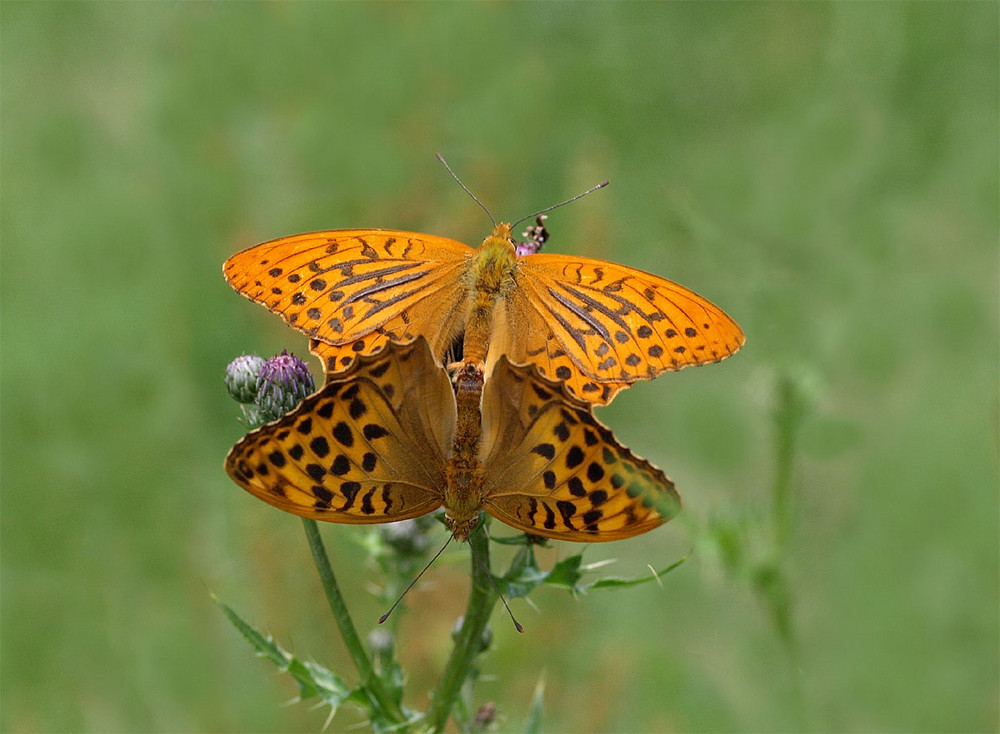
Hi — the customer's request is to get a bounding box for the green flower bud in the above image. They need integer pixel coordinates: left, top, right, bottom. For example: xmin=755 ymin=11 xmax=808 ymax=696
xmin=225 ymin=354 xmax=266 ymax=404
xmin=367 ymin=627 xmax=395 ymax=663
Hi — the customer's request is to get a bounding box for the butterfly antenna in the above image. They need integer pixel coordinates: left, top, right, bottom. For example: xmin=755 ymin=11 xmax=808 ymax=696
xmin=436 ymin=152 xmax=497 ymax=228
xmin=378 ymin=533 xmax=453 ymax=625
xmin=466 ymin=530 xmax=524 ymax=633
xmin=510 ymin=179 xmax=610 ymax=231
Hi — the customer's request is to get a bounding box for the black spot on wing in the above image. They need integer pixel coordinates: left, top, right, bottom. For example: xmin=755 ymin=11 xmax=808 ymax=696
xmin=532 ymin=443 xmax=556 ymax=460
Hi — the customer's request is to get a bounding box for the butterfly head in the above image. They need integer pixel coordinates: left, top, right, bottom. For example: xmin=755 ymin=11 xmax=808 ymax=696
xmin=474 ymin=223 xmax=516 ymax=254
xmin=446 ymin=512 xmax=481 ymax=543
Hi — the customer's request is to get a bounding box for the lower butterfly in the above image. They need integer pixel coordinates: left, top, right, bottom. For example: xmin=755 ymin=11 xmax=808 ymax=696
xmin=225 ymin=220 xmax=744 ymax=406
xmin=225 ymin=337 xmax=680 ymax=542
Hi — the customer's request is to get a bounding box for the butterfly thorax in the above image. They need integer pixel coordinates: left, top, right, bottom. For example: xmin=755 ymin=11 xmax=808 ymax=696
xmin=461 ymin=223 xmax=518 ymax=366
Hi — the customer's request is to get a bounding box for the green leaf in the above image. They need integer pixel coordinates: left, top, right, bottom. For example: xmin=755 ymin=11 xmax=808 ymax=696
xmin=588 ymin=556 xmax=688 ymax=589
xmin=537 ymin=554 xmax=585 ymax=590
xmin=380 ymin=656 xmax=406 ymax=708
xmin=499 ymin=548 xmax=687 ymax=597
xmin=213 ymin=596 xmax=356 ymax=715
xmin=498 ymin=547 xmax=549 ymax=599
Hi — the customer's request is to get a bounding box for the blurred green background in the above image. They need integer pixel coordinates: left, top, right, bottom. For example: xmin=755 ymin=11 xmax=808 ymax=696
xmin=2 ymin=3 xmax=997 ymax=732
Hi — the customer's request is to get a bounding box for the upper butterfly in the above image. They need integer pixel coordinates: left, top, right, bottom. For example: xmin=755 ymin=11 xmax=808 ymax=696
xmin=224 ymin=222 xmax=744 ymax=405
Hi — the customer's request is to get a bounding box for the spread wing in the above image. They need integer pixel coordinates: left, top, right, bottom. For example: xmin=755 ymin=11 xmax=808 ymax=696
xmin=478 ymin=356 xmax=680 ymax=542
xmin=504 ymin=253 xmax=744 ymax=403
xmin=224 ymin=338 xmax=455 ymax=524
xmin=224 ymin=230 xmax=473 ymax=371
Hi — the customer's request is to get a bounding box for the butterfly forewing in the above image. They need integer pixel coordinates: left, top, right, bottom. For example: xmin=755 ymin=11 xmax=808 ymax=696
xmin=224 ymin=230 xmax=473 ymax=368
xmin=479 ymin=356 xmax=680 ymax=542
xmin=515 ymin=254 xmax=745 ymax=387
xmin=224 ymin=340 xmax=455 ymax=524
xmin=307 ymin=268 xmax=472 ymax=376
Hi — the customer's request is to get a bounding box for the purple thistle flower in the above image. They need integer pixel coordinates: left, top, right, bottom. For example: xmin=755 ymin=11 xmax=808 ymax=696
xmin=255 ymin=350 xmax=316 ymax=422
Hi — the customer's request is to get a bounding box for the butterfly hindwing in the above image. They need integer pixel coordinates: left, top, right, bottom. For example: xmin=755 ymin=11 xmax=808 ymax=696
xmin=224 ymin=339 xmax=455 ymax=524
xmin=491 ymin=293 xmax=630 ymax=405
xmin=479 ymin=356 xmax=681 ymax=542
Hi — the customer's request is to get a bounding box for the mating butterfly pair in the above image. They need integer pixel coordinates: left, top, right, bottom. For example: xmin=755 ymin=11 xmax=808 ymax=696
xmin=224 ymin=220 xmax=743 ymax=541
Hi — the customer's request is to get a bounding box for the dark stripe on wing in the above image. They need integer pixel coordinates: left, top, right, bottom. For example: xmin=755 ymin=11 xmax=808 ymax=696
xmin=545 ymin=287 xmax=612 ymax=342
xmin=342 ymin=267 xmax=434 ymax=304
xmin=554 ymin=282 xmax=634 ymax=333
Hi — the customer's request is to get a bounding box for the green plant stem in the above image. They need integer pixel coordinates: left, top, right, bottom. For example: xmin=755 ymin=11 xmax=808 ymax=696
xmin=424 ymin=524 xmax=498 ymax=734
xmin=301 ymin=518 xmax=407 ymax=726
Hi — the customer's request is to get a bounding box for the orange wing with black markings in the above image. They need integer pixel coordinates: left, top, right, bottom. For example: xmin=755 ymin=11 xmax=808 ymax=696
xmin=226 ymin=223 xmax=743 ymax=404
xmin=225 ymin=339 xmax=454 ymax=524
xmin=224 ymin=229 xmax=473 ymax=372
xmin=510 ymin=253 xmax=744 ymax=384
xmin=479 ymin=354 xmax=679 ymax=541
xmin=226 ymin=338 xmax=679 ymax=542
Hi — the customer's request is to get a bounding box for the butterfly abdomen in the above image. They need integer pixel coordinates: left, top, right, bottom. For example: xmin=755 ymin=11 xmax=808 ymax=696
xmin=453 ymin=363 xmax=484 ymax=462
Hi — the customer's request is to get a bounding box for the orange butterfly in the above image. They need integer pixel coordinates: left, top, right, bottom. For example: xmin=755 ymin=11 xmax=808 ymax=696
xmin=224 ymin=222 xmax=743 ymax=405
xmin=225 ymin=338 xmax=679 ymax=542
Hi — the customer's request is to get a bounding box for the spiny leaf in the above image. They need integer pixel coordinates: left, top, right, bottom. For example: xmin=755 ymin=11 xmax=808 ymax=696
xmin=213 ymin=596 xmax=354 ymax=712
xmin=499 ymin=549 xmax=687 ymax=597
xmin=587 ymin=555 xmax=688 ymax=590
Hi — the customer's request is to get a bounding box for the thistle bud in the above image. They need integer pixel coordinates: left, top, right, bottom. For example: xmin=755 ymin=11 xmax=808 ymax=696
xmin=224 ymin=354 xmax=266 ymax=404
xmin=255 ymin=350 xmax=316 ymax=422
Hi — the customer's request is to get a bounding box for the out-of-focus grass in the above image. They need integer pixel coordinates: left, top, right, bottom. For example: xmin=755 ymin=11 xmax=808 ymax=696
xmin=2 ymin=3 xmax=996 ymax=732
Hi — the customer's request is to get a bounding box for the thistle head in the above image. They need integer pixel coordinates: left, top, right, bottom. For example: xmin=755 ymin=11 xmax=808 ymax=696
xmin=225 ymin=350 xmax=315 ymax=427
xmin=255 ymin=350 xmax=316 ymax=422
